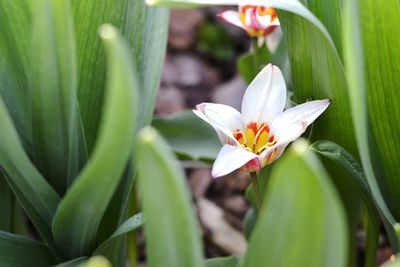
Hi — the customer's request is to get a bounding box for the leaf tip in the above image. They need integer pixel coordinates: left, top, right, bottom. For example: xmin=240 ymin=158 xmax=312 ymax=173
xmin=138 ymin=127 xmax=159 ymax=145
xmin=98 ymin=24 xmax=117 ymax=41
xmin=292 ymin=138 xmax=309 ymax=156
xmin=144 ymin=0 xmax=156 ymax=6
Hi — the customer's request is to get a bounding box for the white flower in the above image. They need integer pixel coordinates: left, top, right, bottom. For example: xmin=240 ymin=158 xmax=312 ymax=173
xmin=193 ymin=64 xmax=330 ymax=178
xmin=218 ymin=4 xmax=282 ymax=51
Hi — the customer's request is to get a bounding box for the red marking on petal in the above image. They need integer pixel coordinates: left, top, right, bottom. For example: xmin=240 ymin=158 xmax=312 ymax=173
xmin=268 ymin=134 xmax=275 ymax=142
xmin=247 ymin=122 xmax=258 ymax=135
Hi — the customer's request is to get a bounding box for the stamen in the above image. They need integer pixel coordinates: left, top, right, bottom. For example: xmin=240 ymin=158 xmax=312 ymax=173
xmin=233 ymin=122 xmax=277 ymax=155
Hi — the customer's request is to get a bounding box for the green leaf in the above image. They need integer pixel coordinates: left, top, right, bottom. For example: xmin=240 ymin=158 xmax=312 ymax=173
xmin=277 ymin=1 xmax=362 ymax=261
xmin=129 ymin=3 xmax=170 ymax=129
xmin=343 ymin=0 xmax=400 ymax=222
xmin=30 ymin=0 xmax=84 ymax=194
xmin=94 ymin=213 xmax=144 ymax=255
xmin=152 ymin=111 xmax=221 ymax=162
xmin=136 ymin=127 xmax=204 ymax=267
xmin=243 ymin=140 xmax=348 ymax=267
xmin=0 ymin=1 xmax=32 ymax=150
xmin=0 ymin=175 xmax=12 ymax=231
xmin=71 ymin=0 xmax=169 ymax=152
xmin=310 ymin=140 xmax=369 ymax=199
xmin=237 ymin=45 xmax=271 ymax=84
xmin=205 ymin=256 xmax=240 ymax=267
xmin=0 ymin=96 xmax=61 ymax=257
xmin=52 ymin=25 xmax=138 ymax=258
xmin=0 ymin=231 xmax=56 ymax=267
xmin=311 ymin=140 xmax=380 ymax=267
xmin=243 ymin=207 xmax=257 ymax=240
xmin=53 ymin=258 xmax=87 ymax=267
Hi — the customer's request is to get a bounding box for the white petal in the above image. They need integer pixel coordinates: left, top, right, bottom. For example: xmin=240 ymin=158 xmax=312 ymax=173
xmin=257 ymin=14 xmax=272 ymax=28
xmin=212 ymin=144 xmax=258 ymax=178
xmin=271 ymin=99 xmax=330 ymax=143
xmin=259 ymin=141 xmax=289 ymax=165
xmin=266 ymin=26 xmax=282 ymax=53
xmin=218 ymin=10 xmax=245 ymax=29
xmin=241 ymin=64 xmax=287 ymax=124
xmin=193 ymin=103 xmax=243 ymax=145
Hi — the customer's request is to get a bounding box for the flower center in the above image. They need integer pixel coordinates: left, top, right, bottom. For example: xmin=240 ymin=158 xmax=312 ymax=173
xmin=233 ymin=122 xmax=277 ymax=155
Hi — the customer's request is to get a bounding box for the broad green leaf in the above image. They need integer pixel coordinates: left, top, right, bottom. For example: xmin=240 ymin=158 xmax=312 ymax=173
xmin=343 ymin=0 xmax=400 ymax=221
xmin=310 ymin=140 xmax=369 ymax=200
xmin=30 ymin=0 xmax=84 ymax=194
xmin=0 ymin=96 xmax=61 ymax=257
xmin=52 ymin=25 xmax=137 ymax=258
xmin=311 ymin=140 xmax=380 ymax=267
xmin=205 ymin=256 xmax=240 ymax=267
xmin=0 ymin=1 xmax=32 ymax=149
xmin=152 ymin=111 xmax=220 ymax=162
xmin=136 ymin=127 xmax=204 ymax=267
xmin=129 ymin=3 xmax=170 ymax=129
xmin=277 ymin=2 xmax=362 ymax=262
xmin=0 ymin=175 xmax=12 ymax=231
xmin=243 ymin=140 xmax=347 ymax=267
xmin=278 ymin=0 xmax=357 ymax=170
xmin=71 ymin=0 xmax=169 ymax=152
xmin=94 ymin=213 xmax=144 ymax=256
xmin=0 ymin=231 xmax=56 ymax=267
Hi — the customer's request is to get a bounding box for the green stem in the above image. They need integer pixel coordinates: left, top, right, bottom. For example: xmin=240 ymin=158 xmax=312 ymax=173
xmin=250 ymin=172 xmax=262 ymax=211
xmin=251 ymin=38 xmax=261 ymax=72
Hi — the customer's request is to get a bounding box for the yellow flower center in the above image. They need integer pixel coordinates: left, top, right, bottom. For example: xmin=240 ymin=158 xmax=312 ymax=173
xmin=233 ymin=122 xmax=277 ymax=154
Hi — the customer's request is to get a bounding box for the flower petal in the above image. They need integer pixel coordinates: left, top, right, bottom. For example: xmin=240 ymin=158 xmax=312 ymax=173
xmin=212 ymin=144 xmax=258 ymax=178
xmin=217 ymin=10 xmax=245 ymax=29
xmin=271 ymin=99 xmax=331 ymax=143
xmin=259 ymin=141 xmax=289 ymax=166
xmin=193 ymin=102 xmax=243 ymax=145
xmin=266 ymin=26 xmax=282 ymax=52
xmin=241 ymin=64 xmax=287 ymax=124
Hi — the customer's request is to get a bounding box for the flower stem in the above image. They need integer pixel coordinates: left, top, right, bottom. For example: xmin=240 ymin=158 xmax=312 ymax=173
xmin=250 ymin=172 xmax=262 ymax=211
xmin=251 ymin=38 xmax=260 ymax=73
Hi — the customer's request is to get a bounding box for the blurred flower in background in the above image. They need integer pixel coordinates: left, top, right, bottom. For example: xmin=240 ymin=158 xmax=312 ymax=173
xmin=218 ymin=4 xmax=282 ymax=51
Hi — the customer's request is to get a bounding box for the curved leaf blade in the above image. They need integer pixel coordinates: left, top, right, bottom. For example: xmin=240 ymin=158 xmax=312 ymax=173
xmin=0 ymin=231 xmax=56 ymax=267
xmin=311 ymin=140 xmax=380 ymax=267
xmin=72 ymin=0 xmax=169 ymax=151
xmin=30 ymin=0 xmax=84 ymax=194
xmin=152 ymin=112 xmax=220 ymax=162
xmin=0 ymin=0 xmax=32 ymax=149
xmin=136 ymin=127 xmax=204 ymax=267
xmin=0 ymin=96 xmax=61 ymax=256
xmin=94 ymin=213 xmax=144 ymax=255
xmin=343 ymin=0 xmax=400 ymax=222
xmin=52 ymin=25 xmax=137 ymax=258
xmin=243 ymin=140 xmax=348 ymax=267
